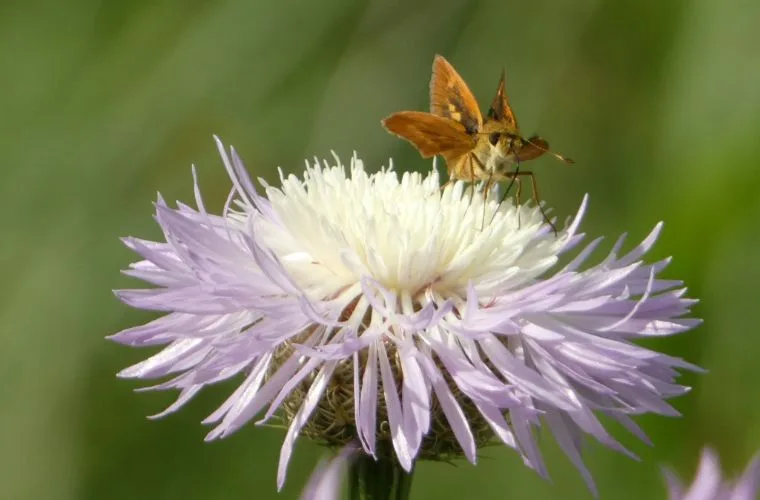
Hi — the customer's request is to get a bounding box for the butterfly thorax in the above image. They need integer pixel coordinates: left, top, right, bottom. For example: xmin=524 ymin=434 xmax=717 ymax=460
xmin=471 ymin=120 xmax=529 ymax=179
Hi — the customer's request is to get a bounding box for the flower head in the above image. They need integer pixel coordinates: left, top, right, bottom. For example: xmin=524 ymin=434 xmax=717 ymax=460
xmin=111 ymin=137 xmax=702 ymax=494
xmin=663 ymin=448 xmax=760 ymax=500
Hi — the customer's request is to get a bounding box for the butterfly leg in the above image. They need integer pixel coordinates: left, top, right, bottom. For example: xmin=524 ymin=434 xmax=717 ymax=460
xmin=460 ymin=153 xmax=484 ymax=217
xmin=483 ymin=177 xmax=496 ymax=202
xmin=500 ymin=161 xmax=521 ymax=204
xmin=469 ymin=154 xmax=480 ymax=204
xmin=480 ymin=174 xmax=497 ymax=230
xmin=465 ymin=154 xmax=495 ymax=229
xmin=469 ymin=153 xmax=488 ymax=195
xmin=514 ymin=177 xmax=523 ymax=228
xmin=491 ymin=155 xmax=522 ymax=226
xmin=529 ymin=174 xmax=558 ymax=235
xmin=515 ymin=176 xmax=523 ymax=203
xmin=506 ymin=171 xmax=557 ymax=235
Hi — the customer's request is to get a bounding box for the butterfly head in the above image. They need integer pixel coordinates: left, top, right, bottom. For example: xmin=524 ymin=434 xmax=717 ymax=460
xmin=480 ymin=121 xmax=524 ymax=158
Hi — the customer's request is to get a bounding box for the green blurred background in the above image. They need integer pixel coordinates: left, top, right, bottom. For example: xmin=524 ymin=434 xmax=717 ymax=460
xmin=2 ymin=0 xmax=760 ymax=498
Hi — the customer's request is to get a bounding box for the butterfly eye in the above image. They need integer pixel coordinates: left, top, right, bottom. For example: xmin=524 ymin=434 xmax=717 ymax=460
xmin=488 ymin=132 xmax=501 ymax=146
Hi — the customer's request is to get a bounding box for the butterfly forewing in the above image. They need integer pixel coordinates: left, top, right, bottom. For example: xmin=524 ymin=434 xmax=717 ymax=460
xmin=486 ymin=69 xmax=519 ymax=134
xmin=382 ymin=111 xmax=476 ymax=158
xmin=429 ymin=55 xmax=483 ymax=135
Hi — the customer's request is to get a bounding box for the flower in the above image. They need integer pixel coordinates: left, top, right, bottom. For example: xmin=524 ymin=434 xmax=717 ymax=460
xmin=111 ymin=137 xmax=702 ymax=494
xmin=663 ymin=448 xmax=760 ymax=500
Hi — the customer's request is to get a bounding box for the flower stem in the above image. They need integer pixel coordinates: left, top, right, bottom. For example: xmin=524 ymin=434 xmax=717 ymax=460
xmin=348 ymin=450 xmax=414 ymax=500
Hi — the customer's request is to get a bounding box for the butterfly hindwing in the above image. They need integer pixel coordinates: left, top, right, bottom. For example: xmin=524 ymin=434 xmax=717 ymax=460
xmin=515 ymin=136 xmax=549 ymax=162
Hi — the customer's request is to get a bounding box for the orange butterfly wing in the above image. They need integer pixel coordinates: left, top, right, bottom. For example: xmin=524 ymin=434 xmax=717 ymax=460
xmin=486 ymin=69 xmax=519 ymax=134
xmin=429 ymin=55 xmax=483 ymax=135
xmin=518 ymin=136 xmax=575 ymax=164
xmin=516 ymin=136 xmax=548 ymax=162
xmin=382 ymin=111 xmax=476 ymax=159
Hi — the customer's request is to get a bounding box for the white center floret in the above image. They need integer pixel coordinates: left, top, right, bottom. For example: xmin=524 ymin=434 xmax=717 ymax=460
xmin=254 ymin=154 xmax=571 ymax=303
